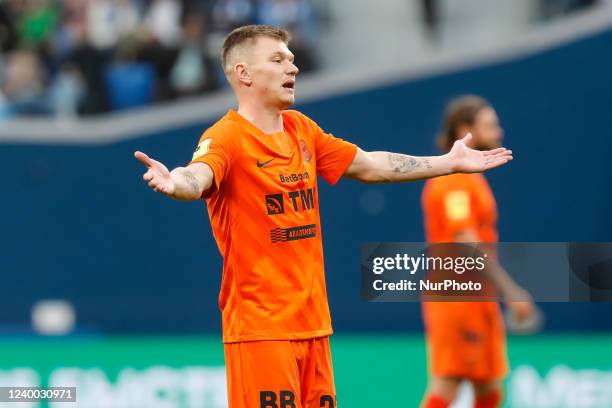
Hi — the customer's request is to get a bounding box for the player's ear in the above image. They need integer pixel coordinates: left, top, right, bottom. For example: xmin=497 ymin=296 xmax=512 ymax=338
xmin=235 ymin=63 xmax=252 ymax=86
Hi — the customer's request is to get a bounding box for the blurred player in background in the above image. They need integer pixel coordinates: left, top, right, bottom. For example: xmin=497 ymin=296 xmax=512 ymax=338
xmin=421 ymin=96 xmax=535 ymax=408
xmin=135 ymin=26 xmax=513 ymax=408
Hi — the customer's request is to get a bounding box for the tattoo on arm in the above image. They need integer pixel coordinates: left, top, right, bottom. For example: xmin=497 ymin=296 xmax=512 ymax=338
xmin=180 ymin=169 xmax=200 ymax=194
xmin=388 ymin=153 xmax=431 ymax=173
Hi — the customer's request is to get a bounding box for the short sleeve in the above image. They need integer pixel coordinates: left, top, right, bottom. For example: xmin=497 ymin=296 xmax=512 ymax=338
xmin=189 ymin=131 xmax=232 ymax=197
xmin=303 ymin=118 xmax=356 ymax=185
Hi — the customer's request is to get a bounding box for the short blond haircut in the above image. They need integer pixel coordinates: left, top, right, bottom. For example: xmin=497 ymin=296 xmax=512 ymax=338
xmin=221 ymin=25 xmax=291 ymax=70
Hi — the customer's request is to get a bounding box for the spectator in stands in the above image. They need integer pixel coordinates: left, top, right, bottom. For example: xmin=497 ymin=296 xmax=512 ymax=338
xmin=51 ymin=0 xmax=87 ymax=60
xmin=169 ymin=11 xmax=219 ymax=97
xmin=47 ymin=62 xmax=84 ymax=117
xmin=1 ymin=48 xmax=49 ymax=115
xmin=87 ymin=0 xmax=141 ymax=50
xmin=143 ymin=0 xmax=183 ymax=48
xmin=64 ymin=18 xmax=111 ymax=115
xmin=15 ymin=0 xmax=59 ymax=47
xmin=136 ymin=0 xmax=181 ymax=102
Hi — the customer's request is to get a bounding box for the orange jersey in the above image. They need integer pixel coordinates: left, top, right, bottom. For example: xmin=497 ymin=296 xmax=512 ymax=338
xmin=422 ymin=173 xmax=498 ymax=243
xmin=421 ymin=173 xmax=508 ymax=380
xmin=190 ymin=109 xmax=357 ymax=343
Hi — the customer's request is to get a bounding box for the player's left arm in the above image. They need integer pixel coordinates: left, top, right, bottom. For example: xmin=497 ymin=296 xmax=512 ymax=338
xmin=455 ymin=230 xmax=534 ymax=320
xmin=343 ymin=133 xmax=512 ymax=183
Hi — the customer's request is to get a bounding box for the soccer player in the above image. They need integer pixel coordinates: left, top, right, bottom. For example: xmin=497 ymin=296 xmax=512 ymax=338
xmin=134 ymin=26 xmax=513 ymax=408
xmin=421 ymin=95 xmax=534 ymax=408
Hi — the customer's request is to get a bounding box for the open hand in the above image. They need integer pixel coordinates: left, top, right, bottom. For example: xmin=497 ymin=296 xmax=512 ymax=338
xmin=135 ymin=151 xmax=175 ymax=196
xmin=449 ymin=133 xmax=513 ymax=173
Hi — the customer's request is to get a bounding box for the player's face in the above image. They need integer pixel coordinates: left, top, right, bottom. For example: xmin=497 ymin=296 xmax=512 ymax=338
xmin=248 ymin=38 xmax=299 ymax=109
xmin=472 ymin=107 xmax=504 ymax=150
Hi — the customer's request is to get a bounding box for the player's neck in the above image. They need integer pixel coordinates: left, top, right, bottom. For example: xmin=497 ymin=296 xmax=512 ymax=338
xmin=236 ymin=103 xmax=284 ymax=134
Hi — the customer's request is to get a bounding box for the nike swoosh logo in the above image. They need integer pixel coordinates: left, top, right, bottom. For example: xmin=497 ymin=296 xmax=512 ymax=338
xmin=257 ymin=158 xmax=275 ymax=168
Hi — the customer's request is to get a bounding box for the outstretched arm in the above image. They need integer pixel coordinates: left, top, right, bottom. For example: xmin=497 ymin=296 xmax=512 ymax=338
xmin=344 ymin=133 xmax=512 ymax=183
xmin=135 ymin=151 xmax=214 ymax=200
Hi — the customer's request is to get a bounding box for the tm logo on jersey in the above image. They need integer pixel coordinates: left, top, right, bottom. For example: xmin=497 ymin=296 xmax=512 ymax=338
xmin=265 ymin=188 xmax=316 ymax=216
xmin=270 ymin=224 xmax=317 ymax=243
xmin=266 ymin=193 xmax=285 ymax=215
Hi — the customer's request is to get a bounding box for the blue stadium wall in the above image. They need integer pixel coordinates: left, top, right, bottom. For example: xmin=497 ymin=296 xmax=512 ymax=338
xmin=1 ymin=26 xmax=611 ymax=334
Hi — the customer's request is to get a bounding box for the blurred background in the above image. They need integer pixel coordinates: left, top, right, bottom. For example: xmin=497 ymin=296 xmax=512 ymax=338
xmin=1 ymin=0 xmax=611 ymax=407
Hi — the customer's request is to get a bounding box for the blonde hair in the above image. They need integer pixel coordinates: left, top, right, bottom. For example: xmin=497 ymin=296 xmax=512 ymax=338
xmin=221 ymin=25 xmax=291 ymax=70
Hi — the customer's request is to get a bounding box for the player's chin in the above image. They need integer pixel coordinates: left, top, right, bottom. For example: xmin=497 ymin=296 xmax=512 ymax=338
xmin=278 ymin=95 xmax=295 ymax=109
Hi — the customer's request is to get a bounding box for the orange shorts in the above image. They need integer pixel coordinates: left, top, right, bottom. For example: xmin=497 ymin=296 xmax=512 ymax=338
xmin=422 ymin=301 xmax=508 ymax=381
xmin=224 ymin=337 xmax=336 ymax=408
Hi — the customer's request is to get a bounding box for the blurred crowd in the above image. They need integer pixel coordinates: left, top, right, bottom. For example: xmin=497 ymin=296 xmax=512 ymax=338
xmin=0 ymin=0 xmax=321 ymax=119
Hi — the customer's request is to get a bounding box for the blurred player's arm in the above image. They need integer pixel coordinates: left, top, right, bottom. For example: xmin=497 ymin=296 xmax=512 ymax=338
xmin=344 ymin=133 xmax=512 ymax=183
xmin=134 ymin=151 xmax=213 ymax=200
xmin=457 ymin=229 xmax=534 ymax=320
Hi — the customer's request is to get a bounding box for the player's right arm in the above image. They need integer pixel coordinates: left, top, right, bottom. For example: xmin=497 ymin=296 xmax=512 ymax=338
xmin=134 ymin=151 xmax=213 ymax=200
